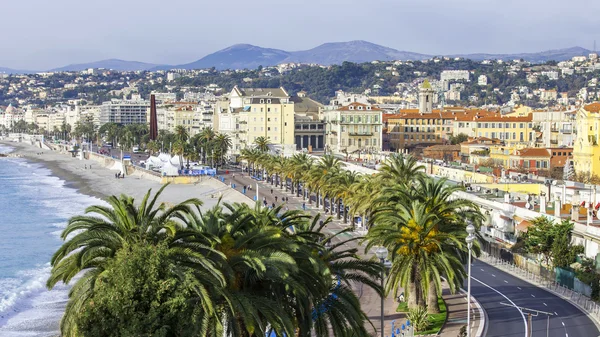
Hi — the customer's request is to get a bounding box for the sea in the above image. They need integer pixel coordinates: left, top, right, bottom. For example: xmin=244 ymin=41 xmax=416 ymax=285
xmin=0 ymin=144 xmax=102 ymax=336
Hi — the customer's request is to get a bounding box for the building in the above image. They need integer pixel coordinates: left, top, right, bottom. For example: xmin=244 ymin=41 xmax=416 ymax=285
xmin=292 ymin=91 xmax=325 ymax=151
xmin=99 ymin=98 xmax=150 ymax=126
xmin=329 ymin=90 xmax=370 ymax=107
xmin=508 ymin=148 xmax=572 ymax=175
xmin=532 ymin=109 xmax=575 ymax=148
xmin=0 ymin=104 xmax=24 ymax=129
xmin=478 ymin=75 xmax=488 ymax=86
xmin=232 ymin=86 xmax=295 ymax=147
xmin=418 ymin=80 xmax=434 ymax=114
xmin=440 ymin=70 xmax=470 ymax=82
xmin=151 ymin=92 xmax=177 ymax=103
xmin=324 ymin=102 xmax=382 ymax=154
xmin=472 ymin=114 xmax=535 ymax=147
xmin=573 ymin=103 xmax=600 ymax=178
xmin=539 ymin=89 xmax=558 ymax=101
xmin=422 ymin=144 xmax=461 ymax=162
xmin=167 ymin=73 xmax=181 ymax=82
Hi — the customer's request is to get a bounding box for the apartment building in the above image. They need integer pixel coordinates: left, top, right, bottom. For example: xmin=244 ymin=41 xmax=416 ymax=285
xmin=292 ymin=92 xmax=325 ymax=151
xmin=232 ymin=87 xmax=295 ymax=147
xmin=532 ymin=109 xmax=576 ymax=147
xmin=472 ymin=115 xmax=535 ymax=147
xmin=0 ymin=104 xmax=24 ymax=129
xmin=99 ymin=98 xmax=150 ymax=126
xmin=573 ymin=103 xmax=600 ymax=178
xmin=324 ymin=102 xmax=383 ymax=154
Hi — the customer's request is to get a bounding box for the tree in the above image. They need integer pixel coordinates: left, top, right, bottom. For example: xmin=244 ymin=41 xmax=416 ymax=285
xmin=449 ymin=133 xmax=469 ymax=145
xmin=174 ymin=125 xmax=190 ymax=143
xmin=521 ymin=218 xmax=583 ymax=269
xmin=213 ymin=133 xmax=232 ymax=166
xmin=254 ymin=136 xmax=271 ymax=152
xmin=46 ymin=186 xmax=203 ymax=336
xmin=75 ymin=243 xmax=207 ymax=337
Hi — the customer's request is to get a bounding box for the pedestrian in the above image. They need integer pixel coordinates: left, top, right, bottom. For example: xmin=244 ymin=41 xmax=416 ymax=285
xmin=271 ymin=188 xmax=273 ymax=195
xmin=271 ymin=202 xmax=275 ymax=208
xmin=115 ymin=172 xmax=118 ymax=179
xmin=302 ymin=202 xmax=306 ymax=211
xmin=84 ymin=164 xmax=87 ymax=169
xmin=275 ymin=196 xmax=278 ymax=202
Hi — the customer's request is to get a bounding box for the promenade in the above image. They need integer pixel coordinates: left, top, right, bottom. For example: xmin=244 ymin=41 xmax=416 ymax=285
xmin=221 ymin=167 xmax=484 ymax=337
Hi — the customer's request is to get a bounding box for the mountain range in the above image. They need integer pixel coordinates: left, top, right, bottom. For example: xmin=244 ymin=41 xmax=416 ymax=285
xmin=0 ymin=41 xmax=593 ymax=73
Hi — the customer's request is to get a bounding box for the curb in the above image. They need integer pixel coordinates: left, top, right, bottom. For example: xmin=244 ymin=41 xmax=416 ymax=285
xmin=438 ymin=277 xmax=487 ymax=337
xmin=479 ymin=257 xmax=600 ymax=333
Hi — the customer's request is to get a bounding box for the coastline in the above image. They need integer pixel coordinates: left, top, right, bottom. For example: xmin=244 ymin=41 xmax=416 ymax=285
xmin=0 ymin=140 xmax=253 ymax=206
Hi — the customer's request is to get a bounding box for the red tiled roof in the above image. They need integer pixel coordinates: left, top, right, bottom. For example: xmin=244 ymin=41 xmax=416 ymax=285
xmin=516 ymin=148 xmax=550 ymax=157
xmin=584 ymin=103 xmax=600 ymax=113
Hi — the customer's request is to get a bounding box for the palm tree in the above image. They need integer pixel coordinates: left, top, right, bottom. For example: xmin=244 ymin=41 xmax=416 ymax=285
xmin=379 ymin=153 xmax=426 ymax=187
xmin=254 ymin=136 xmax=271 ymax=152
xmin=172 ymin=140 xmax=186 ymax=169
xmin=47 ymin=186 xmax=204 ymax=336
xmin=367 ymin=177 xmax=483 ymax=313
xmin=174 ymin=125 xmax=190 ymax=144
xmin=146 ymin=140 xmax=160 ymax=155
xmin=213 ymin=133 xmax=232 ymax=166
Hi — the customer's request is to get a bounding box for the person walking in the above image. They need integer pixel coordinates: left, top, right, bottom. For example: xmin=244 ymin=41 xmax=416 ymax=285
xmin=275 ymin=196 xmax=278 ymax=202
xmin=302 ymin=202 xmax=306 ymax=211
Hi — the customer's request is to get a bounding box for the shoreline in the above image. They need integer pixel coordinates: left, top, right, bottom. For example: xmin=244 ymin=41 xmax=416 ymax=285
xmin=0 ymin=140 xmax=252 ymax=206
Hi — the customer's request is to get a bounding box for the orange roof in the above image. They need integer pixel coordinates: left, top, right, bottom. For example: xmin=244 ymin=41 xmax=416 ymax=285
xmin=584 ymin=103 xmax=600 ymax=113
xmin=338 ymin=102 xmax=382 ymax=111
xmin=475 ymin=115 xmax=532 ymax=122
xmin=516 ymin=148 xmax=550 ymax=157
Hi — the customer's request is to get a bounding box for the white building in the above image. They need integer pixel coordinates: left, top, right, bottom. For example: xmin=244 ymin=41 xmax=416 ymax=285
xmin=541 ymin=71 xmax=559 ymax=80
xmin=151 ymin=92 xmax=177 ymax=103
xmin=440 ymin=70 xmax=470 ymax=82
xmin=99 ymin=98 xmax=150 ymax=126
xmin=478 ymin=75 xmax=488 ymax=86
xmin=166 ymin=73 xmax=181 ymax=82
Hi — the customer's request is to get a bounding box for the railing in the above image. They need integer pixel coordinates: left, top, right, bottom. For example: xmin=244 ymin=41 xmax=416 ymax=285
xmin=349 ymin=132 xmax=373 ymax=136
xmin=480 ymin=252 xmax=600 ymax=323
xmin=561 ymin=129 xmax=573 ymax=134
xmin=550 ymin=127 xmax=559 ymax=132
xmin=550 ymin=139 xmax=559 ymax=145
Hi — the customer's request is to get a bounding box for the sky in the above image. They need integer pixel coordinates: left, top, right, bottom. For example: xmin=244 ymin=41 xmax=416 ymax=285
xmin=1 ymin=0 xmax=599 ymax=70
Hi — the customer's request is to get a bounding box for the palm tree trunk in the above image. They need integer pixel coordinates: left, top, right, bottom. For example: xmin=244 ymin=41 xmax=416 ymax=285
xmin=315 ymin=191 xmax=319 ymax=208
xmin=323 ymin=194 xmax=327 ymax=212
xmin=427 ymin=281 xmax=440 ymax=314
xmin=296 ymin=180 xmax=300 ymax=197
xmin=337 ymin=199 xmax=341 ymax=219
xmin=343 ymin=206 xmax=348 ymax=223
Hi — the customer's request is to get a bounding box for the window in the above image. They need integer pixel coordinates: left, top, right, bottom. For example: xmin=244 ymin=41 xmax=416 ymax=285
xmin=260 ymin=108 xmax=263 ymax=112
xmin=274 ymin=136 xmax=277 ymax=140
xmin=342 ymin=126 xmax=346 ymax=132
xmin=274 ymin=127 xmax=277 ymax=131
xmin=274 ymin=117 xmax=278 ymax=122
xmin=260 ymin=99 xmax=264 ymax=103
xmin=513 ymin=132 xmax=516 ymax=139
xmin=268 ymin=108 xmax=271 ymax=112
xmin=274 ymin=108 xmax=278 ymax=113
xmin=267 ymin=99 xmax=271 ymax=104
xmin=358 ymin=106 xmax=363 ymax=110
xmin=553 ymin=152 xmax=557 ymax=156
xmin=520 ymin=123 xmax=524 ymax=128
xmin=365 ymin=139 xmax=369 ymax=145
xmin=254 ymin=117 xmax=257 ymax=121
xmin=261 ymin=127 xmax=264 ymax=131
xmin=341 ymin=139 xmax=345 ymax=146
xmin=254 ymin=127 xmax=257 ymax=131
xmin=375 ymin=126 xmax=379 ymax=132
xmin=268 ymin=127 xmax=271 ymax=131
xmin=260 ymin=118 xmax=263 ymax=122
xmin=357 ymin=117 xmax=362 ymax=122
xmin=268 ymin=118 xmax=271 ymax=122
xmin=253 ymin=108 xmax=256 ymax=112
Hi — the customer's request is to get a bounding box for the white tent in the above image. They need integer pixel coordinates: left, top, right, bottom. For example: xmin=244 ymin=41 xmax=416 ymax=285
xmin=161 ymin=160 xmax=180 ymax=176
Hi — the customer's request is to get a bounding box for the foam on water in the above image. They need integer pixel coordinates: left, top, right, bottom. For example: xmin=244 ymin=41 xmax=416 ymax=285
xmin=0 ymin=148 xmax=105 ymax=336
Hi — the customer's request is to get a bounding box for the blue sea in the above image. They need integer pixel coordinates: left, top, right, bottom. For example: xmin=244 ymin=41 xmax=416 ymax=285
xmin=0 ymin=144 xmax=102 ymax=336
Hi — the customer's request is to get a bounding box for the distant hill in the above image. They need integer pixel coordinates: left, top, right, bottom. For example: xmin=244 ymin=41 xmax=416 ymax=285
xmin=168 ymin=44 xmax=291 ymax=71
xmin=452 ymin=46 xmax=592 ymax=62
xmin=51 ymin=59 xmax=162 ymax=72
xmin=5 ymin=43 xmax=595 ymax=73
xmin=0 ymin=67 xmax=34 ymax=74
xmin=282 ymin=40 xmax=430 ymax=65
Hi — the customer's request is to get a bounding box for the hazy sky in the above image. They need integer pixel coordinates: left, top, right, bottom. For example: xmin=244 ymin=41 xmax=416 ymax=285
xmin=1 ymin=0 xmax=598 ymax=70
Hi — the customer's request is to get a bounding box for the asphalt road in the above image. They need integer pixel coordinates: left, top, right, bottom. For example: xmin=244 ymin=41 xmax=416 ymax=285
xmin=470 ymin=259 xmax=599 ymax=337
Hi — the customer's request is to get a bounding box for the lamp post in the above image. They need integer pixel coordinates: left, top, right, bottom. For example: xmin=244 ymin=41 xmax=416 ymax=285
xmin=466 ymin=223 xmax=476 ymax=337
xmin=375 ymin=246 xmax=389 ymax=337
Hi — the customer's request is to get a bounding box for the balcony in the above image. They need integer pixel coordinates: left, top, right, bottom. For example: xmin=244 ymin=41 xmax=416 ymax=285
xmin=550 ymin=127 xmax=559 ymax=132
xmin=561 ymin=129 xmax=572 ymax=134
xmin=349 ymin=132 xmax=373 ymax=136
xmin=550 ymin=139 xmax=558 ymax=145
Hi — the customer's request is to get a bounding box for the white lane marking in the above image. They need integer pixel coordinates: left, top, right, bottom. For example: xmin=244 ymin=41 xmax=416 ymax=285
xmin=562 ymin=322 xmax=565 ymax=326
xmin=504 ymin=280 xmax=509 ymax=283
xmin=472 ymin=277 xmax=527 ymax=337
xmin=531 ymin=294 xmax=536 ymax=298
xmin=480 ymin=268 xmax=485 ymax=271
xmin=554 ymin=311 xmax=558 ymax=315
xmin=492 ymin=274 xmax=496 ymax=277
xmin=543 ymin=303 xmax=547 ymax=306
xmin=517 ymin=286 xmax=522 ymax=290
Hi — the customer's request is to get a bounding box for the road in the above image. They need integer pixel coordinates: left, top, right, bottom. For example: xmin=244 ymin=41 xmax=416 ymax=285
xmin=470 ymin=259 xmax=599 ymax=337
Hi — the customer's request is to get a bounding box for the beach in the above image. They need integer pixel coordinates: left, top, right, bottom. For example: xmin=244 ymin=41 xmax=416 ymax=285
xmin=0 ymin=140 xmax=252 ymax=207
xmin=0 ymin=140 xmax=251 ymax=337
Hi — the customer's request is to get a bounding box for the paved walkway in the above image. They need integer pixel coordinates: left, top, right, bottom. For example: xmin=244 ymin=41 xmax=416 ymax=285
xmin=220 ymin=168 xmax=484 ymax=336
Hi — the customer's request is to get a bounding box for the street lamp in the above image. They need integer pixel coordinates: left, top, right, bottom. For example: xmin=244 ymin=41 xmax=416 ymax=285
xmin=375 ymin=246 xmax=389 ymax=337
xmin=466 ymin=223 xmax=476 ymax=337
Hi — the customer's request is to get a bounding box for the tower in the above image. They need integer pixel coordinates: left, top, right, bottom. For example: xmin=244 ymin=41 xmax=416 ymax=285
xmin=149 ymin=94 xmax=158 ymax=141
xmin=418 ymin=80 xmax=434 ymax=114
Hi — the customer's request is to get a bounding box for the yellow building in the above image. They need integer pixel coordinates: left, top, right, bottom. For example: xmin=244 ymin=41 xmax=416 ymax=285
xmin=473 ymin=114 xmax=535 ymax=147
xmin=573 ymin=103 xmax=600 ymax=178
xmin=230 ymin=87 xmax=295 ymax=147
xmin=325 ymin=102 xmax=382 ymax=154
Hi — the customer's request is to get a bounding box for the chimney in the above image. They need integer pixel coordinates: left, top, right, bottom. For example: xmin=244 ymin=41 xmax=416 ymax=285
xmin=554 ymin=196 xmax=561 ymax=218
xmin=539 ymin=193 xmax=546 ymax=214
xmin=571 ymin=191 xmax=580 ymax=222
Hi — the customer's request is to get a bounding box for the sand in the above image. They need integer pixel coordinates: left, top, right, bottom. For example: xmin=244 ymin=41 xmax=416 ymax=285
xmin=0 ymin=140 xmax=253 ymax=209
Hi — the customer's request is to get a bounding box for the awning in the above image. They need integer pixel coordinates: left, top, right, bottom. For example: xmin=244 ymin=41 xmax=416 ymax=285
xmin=500 ymin=215 xmax=513 ymax=222
xmin=516 ymin=220 xmax=533 ymax=232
